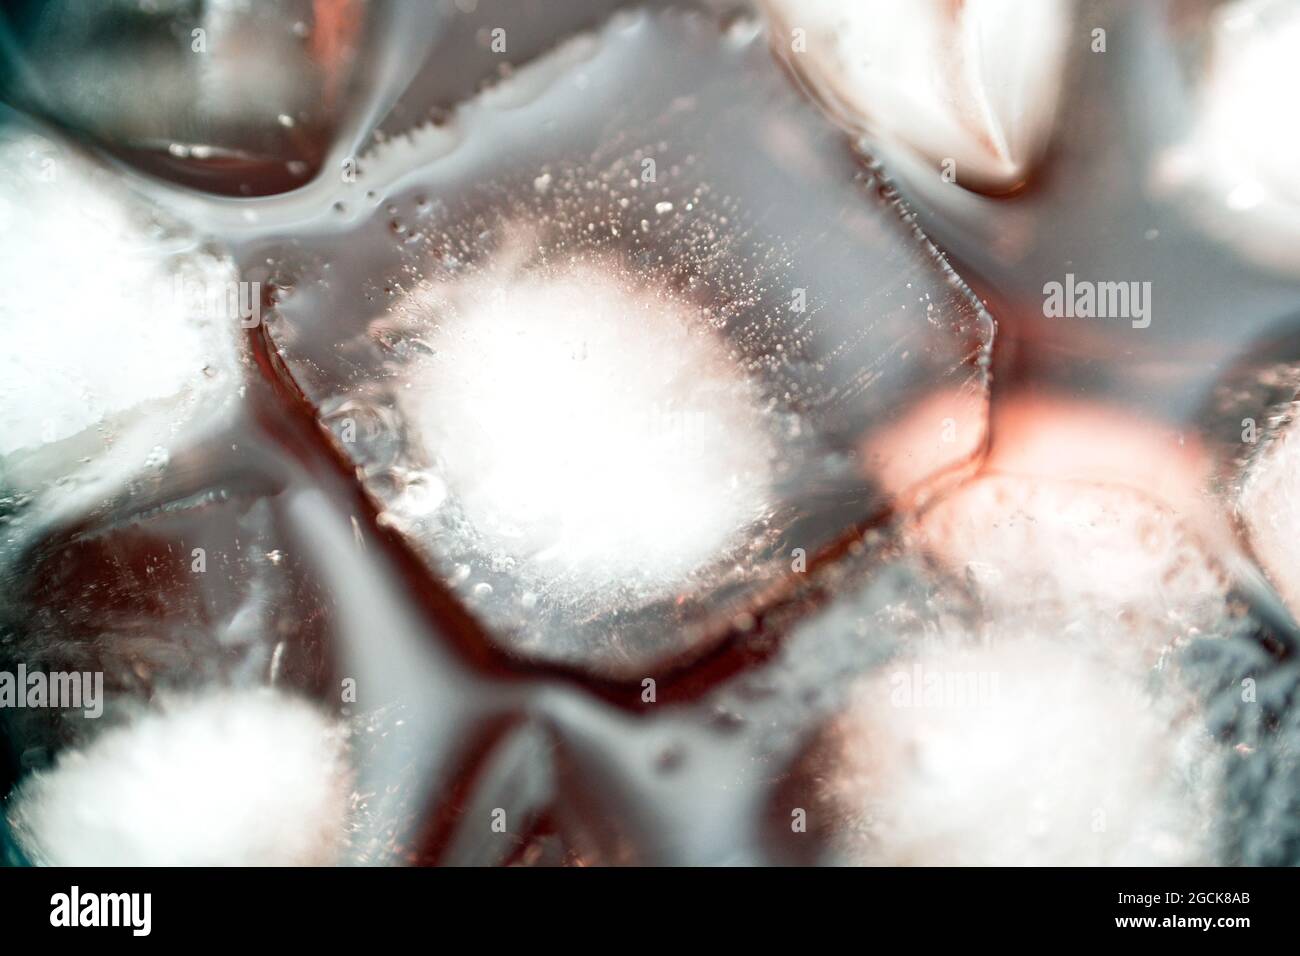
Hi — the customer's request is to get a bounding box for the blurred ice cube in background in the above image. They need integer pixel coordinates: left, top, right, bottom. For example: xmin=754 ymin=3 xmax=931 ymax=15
xmin=1158 ymin=0 xmax=1300 ymax=276
xmin=0 ymin=0 xmax=442 ymax=195
xmin=761 ymin=0 xmax=1073 ymax=194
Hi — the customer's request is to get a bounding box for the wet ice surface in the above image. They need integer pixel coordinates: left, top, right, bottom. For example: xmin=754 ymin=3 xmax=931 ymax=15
xmin=1163 ymin=0 xmax=1300 ymax=275
xmin=840 ymin=1 xmax=1300 ymax=430
xmin=257 ymin=9 xmax=992 ymax=676
xmin=0 ymin=397 xmax=353 ymax=792
xmin=4 ymin=1 xmax=1300 ymax=868
xmin=818 ymin=640 xmax=1217 ymax=866
xmin=1236 ymin=398 xmax=1300 ymax=616
xmin=8 ymin=687 xmax=350 ymax=866
xmin=0 ymin=127 xmax=242 ymax=485
xmin=0 ymin=120 xmax=342 ymax=797
xmin=910 ymin=475 xmax=1230 ymax=659
xmin=761 ymin=0 xmax=1072 ymax=193
xmin=772 ymin=102 xmax=1300 ymax=861
xmin=396 ymin=239 xmax=777 ymax=605
xmin=0 ymin=125 xmax=265 ymax=715
xmin=1181 ymin=626 xmax=1300 ymax=866
xmin=747 ymin=485 xmax=1263 ymax=866
xmin=0 ymin=0 xmax=383 ymax=195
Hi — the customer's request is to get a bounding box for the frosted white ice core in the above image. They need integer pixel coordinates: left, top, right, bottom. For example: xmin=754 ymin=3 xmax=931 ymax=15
xmin=8 ymin=688 xmax=351 ymax=866
xmin=0 ymin=130 xmax=241 ymax=460
xmin=399 ymin=250 xmax=775 ymax=600
xmin=827 ymin=640 xmax=1215 ymax=865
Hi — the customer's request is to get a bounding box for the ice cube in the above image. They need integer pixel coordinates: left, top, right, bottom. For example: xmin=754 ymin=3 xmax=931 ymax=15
xmin=761 ymin=0 xmax=1073 ymax=193
xmin=1239 ymin=411 xmax=1300 ymax=616
xmin=0 ymin=0 xmax=384 ymax=194
xmin=0 ymin=125 xmax=244 ymax=501
xmin=753 ymin=391 xmax=1245 ymax=864
xmin=257 ymin=9 xmax=992 ymax=676
xmin=6 ymin=688 xmax=351 ymax=866
xmin=814 ymin=638 xmax=1217 ymax=865
xmin=910 ymin=475 xmax=1230 ymax=662
xmin=1156 ymin=0 xmax=1300 ymax=275
xmin=836 ymin=1 xmax=1300 ymax=435
xmin=871 ymin=393 xmax=1229 ymax=654
xmin=398 ymin=237 xmax=775 ymax=603
xmin=0 ymin=423 xmax=342 ymax=774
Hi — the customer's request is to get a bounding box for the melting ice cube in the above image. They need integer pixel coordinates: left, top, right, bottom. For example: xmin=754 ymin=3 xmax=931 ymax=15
xmin=0 ymin=126 xmax=243 ymax=499
xmin=870 ymin=393 xmax=1230 ymax=657
xmin=761 ymin=0 xmax=1073 ymax=193
xmin=7 ymin=688 xmax=350 ymax=866
xmin=398 ymin=234 xmax=775 ymax=602
xmin=0 ymin=128 xmax=243 ymax=463
xmin=0 ymin=0 xmax=379 ymax=194
xmin=258 ymin=9 xmax=992 ymax=676
xmin=1239 ymin=411 xmax=1300 ymax=617
xmin=815 ymin=638 xmax=1216 ymax=865
xmin=910 ymin=475 xmax=1230 ymax=660
xmin=1158 ymin=0 xmax=1300 ymax=275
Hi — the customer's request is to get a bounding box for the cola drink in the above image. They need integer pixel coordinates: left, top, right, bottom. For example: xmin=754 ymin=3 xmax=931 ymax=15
xmin=1 ymin=0 xmax=1298 ymax=870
